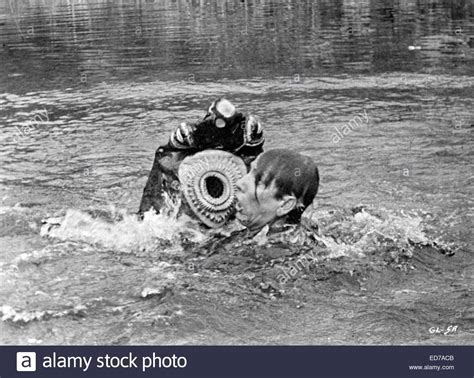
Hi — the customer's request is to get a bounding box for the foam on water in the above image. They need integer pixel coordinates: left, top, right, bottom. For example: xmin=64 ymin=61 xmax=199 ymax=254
xmin=39 ymin=200 xmax=451 ymax=264
xmin=305 ymin=206 xmax=453 ymax=261
xmin=40 ymin=195 xmax=207 ymax=253
xmin=0 ymin=304 xmax=87 ymax=324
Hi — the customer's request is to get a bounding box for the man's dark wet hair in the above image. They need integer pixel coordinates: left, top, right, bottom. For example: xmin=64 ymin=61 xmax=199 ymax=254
xmin=253 ymin=149 xmax=319 ymax=223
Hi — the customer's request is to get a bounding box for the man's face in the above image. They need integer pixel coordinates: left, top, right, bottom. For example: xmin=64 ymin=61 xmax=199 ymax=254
xmin=235 ymin=161 xmax=282 ymax=231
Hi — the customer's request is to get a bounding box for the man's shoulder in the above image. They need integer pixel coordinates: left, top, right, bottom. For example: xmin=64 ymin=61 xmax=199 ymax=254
xmin=253 ymin=222 xmax=319 ymax=247
xmin=182 ymin=222 xmax=322 ymax=270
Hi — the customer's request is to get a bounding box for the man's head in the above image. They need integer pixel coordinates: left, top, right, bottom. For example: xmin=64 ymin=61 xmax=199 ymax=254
xmin=235 ymin=149 xmax=319 ymax=231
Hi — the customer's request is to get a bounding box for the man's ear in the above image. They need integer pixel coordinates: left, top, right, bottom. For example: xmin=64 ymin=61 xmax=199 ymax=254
xmin=276 ymin=194 xmax=297 ymax=217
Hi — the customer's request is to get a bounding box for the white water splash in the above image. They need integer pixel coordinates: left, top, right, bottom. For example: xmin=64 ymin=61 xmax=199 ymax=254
xmin=306 ymin=206 xmax=435 ymax=258
xmin=0 ymin=304 xmax=87 ymax=324
xmin=41 ymin=196 xmax=207 ymax=253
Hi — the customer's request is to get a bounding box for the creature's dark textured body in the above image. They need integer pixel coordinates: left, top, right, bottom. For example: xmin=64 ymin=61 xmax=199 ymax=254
xmin=138 ymin=103 xmax=264 ymax=217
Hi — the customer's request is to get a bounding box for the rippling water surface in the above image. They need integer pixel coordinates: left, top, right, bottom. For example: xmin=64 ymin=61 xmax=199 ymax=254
xmin=0 ymin=0 xmax=473 ymax=344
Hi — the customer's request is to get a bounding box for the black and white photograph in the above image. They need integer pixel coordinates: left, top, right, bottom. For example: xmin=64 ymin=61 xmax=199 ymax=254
xmin=0 ymin=0 xmax=473 ymax=351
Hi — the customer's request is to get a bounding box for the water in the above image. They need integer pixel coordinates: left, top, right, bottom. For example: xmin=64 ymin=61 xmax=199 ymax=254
xmin=0 ymin=0 xmax=473 ymax=345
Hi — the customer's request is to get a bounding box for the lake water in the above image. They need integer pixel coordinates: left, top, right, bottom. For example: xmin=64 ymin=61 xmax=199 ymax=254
xmin=0 ymin=0 xmax=473 ymax=345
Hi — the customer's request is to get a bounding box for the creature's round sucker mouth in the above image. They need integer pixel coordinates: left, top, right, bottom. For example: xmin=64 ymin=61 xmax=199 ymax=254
xmin=205 ymin=175 xmax=224 ymax=198
xmin=178 ymin=150 xmax=247 ymax=228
